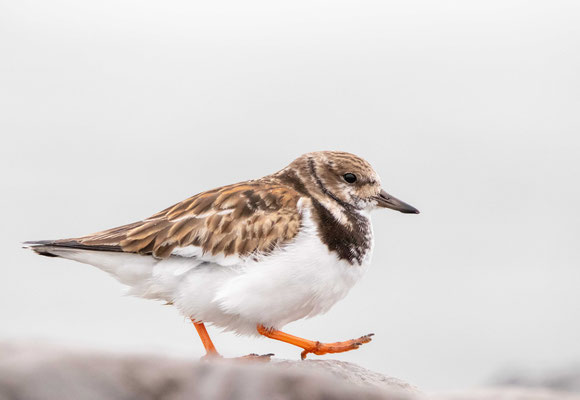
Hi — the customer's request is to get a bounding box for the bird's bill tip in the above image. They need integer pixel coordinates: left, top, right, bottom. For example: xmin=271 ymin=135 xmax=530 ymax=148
xmin=375 ymin=190 xmax=420 ymax=214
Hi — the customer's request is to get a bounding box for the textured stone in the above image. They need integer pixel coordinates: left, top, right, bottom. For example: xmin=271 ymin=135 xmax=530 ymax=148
xmin=0 ymin=343 xmax=421 ymax=400
xmin=431 ymin=387 xmax=580 ymax=400
xmin=3 ymin=343 xmax=578 ymax=400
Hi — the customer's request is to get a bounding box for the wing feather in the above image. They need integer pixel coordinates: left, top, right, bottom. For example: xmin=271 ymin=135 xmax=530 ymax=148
xmin=54 ymin=182 xmax=303 ymax=260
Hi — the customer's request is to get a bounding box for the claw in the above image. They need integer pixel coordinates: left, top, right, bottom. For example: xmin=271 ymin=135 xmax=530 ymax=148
xmin=358 ymin=334 xmax=374 ymax=343
xmin=237 ymin=353 xmax=274 ymax=362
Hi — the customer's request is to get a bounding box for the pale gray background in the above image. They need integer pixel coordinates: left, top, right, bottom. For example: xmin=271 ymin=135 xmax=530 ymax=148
xmin=1 ymin=0 xmax=579 ymax=391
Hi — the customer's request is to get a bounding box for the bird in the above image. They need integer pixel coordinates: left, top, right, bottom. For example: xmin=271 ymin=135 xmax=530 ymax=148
xmin=25 ymin=151 xmax=419 ymax=360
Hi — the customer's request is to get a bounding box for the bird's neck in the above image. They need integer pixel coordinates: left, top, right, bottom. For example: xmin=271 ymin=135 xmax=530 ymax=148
xmin=273 ymin=168 xmax=373 ymax=265
xmin=308 ymin=199 xmax=373 ymax=265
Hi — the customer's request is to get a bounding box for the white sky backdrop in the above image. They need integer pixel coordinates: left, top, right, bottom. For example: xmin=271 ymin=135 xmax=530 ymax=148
xmin=1 ymin=0 xmax=579 ymax=391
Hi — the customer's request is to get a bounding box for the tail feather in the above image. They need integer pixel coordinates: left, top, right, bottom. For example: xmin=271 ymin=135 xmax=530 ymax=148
xmin=23 ymin=240 xmax=123 ymax=257
xmin=23 ymin=241 xmax=61 ymax=258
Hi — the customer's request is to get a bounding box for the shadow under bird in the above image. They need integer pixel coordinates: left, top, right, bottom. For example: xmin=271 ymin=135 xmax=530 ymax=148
xmin=25 ymin=151 xmax=419 ymax=360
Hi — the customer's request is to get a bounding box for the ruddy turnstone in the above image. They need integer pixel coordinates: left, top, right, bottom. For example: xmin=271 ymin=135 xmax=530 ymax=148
xmin=25 ymin=151 xmax=419 ymax=359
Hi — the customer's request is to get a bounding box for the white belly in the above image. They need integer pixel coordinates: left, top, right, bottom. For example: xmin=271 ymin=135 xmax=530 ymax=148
xmin=171 ymin=211 xmax=373 ymax=335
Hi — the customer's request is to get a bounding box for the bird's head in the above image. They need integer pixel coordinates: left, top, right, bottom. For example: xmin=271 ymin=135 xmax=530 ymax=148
xmin=288 ymin=151 xmax=419 ymax=214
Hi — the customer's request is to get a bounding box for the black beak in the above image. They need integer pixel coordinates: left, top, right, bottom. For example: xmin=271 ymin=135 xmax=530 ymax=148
xmin=375 ymin=189 xmax=420 ymax=214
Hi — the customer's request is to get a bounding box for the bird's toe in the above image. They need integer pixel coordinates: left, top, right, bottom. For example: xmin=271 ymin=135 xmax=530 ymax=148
xmin=236 ymin=353 xmax=274 ymax=362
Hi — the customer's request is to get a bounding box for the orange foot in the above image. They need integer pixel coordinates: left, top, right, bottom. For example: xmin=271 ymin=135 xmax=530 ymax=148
xmin=236 ymin=353 xmax=275 ymax=362
xmin=257 ymin=324 xmax=374 ymax=360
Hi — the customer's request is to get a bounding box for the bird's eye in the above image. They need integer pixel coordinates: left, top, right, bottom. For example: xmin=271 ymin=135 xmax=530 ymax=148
xmin=343 ymin=173 xmax=357 ymax=183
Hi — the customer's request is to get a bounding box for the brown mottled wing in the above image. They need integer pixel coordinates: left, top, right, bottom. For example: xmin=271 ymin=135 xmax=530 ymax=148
xmin=66 ymin=182 xmax=302 ymax=260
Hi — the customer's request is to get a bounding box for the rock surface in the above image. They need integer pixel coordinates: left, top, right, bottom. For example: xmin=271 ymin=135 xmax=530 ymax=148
xmin=431 ymin=387 xmax=580 ymax=400
xmin=0 ymin=343 xmax=421 ymax=400
xmin=2 ymin=343 xmax=579 ymax=400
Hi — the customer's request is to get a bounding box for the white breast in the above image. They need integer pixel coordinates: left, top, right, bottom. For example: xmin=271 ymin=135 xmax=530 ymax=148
xmin=171 ymin=206 xmax=374 ymax=335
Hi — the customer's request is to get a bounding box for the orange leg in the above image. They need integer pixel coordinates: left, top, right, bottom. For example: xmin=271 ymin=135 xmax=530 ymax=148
xmin=257 ymin=325 xmax=373 ymax=360
xmin=191 ymin=319 xmax=274 ymax=361
xmin=191 ymin=319 xmax=220 ymax=358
